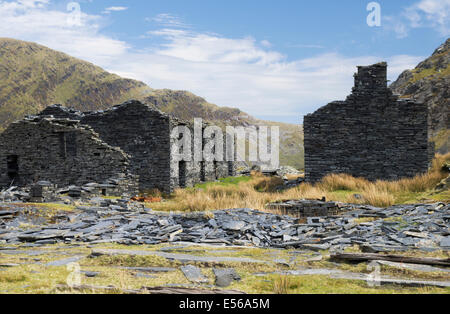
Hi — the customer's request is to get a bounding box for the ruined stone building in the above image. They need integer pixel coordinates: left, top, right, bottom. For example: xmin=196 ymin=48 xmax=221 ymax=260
xmin=304 ymin=62 xmax=433 ymax=182
xmin=0 ymin=100 xmax=235 ymax=194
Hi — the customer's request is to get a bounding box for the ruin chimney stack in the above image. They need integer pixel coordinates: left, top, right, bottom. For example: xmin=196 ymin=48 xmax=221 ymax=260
xmin=353 ymin=62 xmax=388 ymax=94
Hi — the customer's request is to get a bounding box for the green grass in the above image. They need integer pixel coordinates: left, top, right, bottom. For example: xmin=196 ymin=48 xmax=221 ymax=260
xmin=410 ymin=61 xmax=450 ymax=83
xmin=1 ymin=243 xmax=449 ymax=294
xmin=21 ymin=203 xmax=76 ymax=211
xmin=0 ymin=38 xmax=151 ymax=129
xmin=393 ymin=190 xmax=450 ymax=204
xmin=432 ymin=129 xmax=450 ymax=153
xmin=101 ymin=196 xmax=122 ymax=200
xmin=193 ymin=176 xmax=252 ymax=190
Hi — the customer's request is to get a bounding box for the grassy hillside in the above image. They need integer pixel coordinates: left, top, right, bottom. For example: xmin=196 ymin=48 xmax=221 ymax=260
xmin=0 ymin=38 xmax=304 ymax=169
xmin=0 ymin=38 xmax=152 ymax=132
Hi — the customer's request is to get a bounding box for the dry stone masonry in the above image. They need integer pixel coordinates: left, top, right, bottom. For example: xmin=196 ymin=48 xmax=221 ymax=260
xmin=304 ymin=63 xmax=433 ymax=182
xmin=266 ymin=199 xmax=348 ymax=217
xmin=0 ymin=117 xmax=131 ymax=189
xmin=0 ymin=100 xmax=236 ymax=194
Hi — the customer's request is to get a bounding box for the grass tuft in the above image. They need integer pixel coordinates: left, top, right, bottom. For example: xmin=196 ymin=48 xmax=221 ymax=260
xmin=273 ymin=275 xmax=292 ymax=294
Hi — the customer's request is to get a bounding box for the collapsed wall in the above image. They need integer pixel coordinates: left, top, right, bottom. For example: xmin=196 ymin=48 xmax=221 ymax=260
xmin=0 ymin=117 xmax=131 ymax=188
xmin=170 ymin=120 xmax=236 ymax=191
xmin=304 ymin=62 xmax=433 ymax=182
xmin=80 ymin=101 xmax=174 ymax=193
xmin=7 ymin=100 xmax=237 ymax=194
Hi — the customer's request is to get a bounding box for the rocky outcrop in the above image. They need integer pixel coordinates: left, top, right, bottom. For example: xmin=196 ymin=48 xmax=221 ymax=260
xmin=390 ymin=39 xmax=450 ymax=154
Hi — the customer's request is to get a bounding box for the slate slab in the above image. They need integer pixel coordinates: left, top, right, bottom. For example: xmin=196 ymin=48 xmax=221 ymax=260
xmin=119 ymin=266 xmax=176 ymax=273
xmin=82 ymin=271 xmax=100 ymax=278
xmin=46 ymin=256 xmax=85 ymax=267
xmin=331 ymin=273 xmax=450 ymax=288
xmin=0 ymin=263 xmax=20 ymax=267
xmin=440 ymin=237 xmax=450 ymax=248
xmin=374 ymin=260 xmax=450 ymax=273
xmin=213 ymin=268 xmax=241 ymax=287
xmin=222 ymin=221 xmax=246 ymax=231
xmin=135 ymin=273 xmax=157 ymax=279
xmin=181 ymin=265 xmax=209 ymax=284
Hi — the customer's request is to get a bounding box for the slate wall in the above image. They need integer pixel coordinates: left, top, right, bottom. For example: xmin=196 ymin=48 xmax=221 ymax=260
xmin=38 ymin=105 xmax=83 ymax=120
xmin=304 ymin=63 xmax=432 ymax=182
xmin=0 ymin=118 xmax=130 ymax=188
xmin=169 ymin=119 xmax=201 ymax=190
xmin=81 ymin=101 xmax=174 ymax=193
xmin=25 ymin=100 xmax=237 ymax=193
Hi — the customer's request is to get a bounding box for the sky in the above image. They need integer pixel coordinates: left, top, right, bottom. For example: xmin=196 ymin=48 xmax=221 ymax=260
xmin=0 ymin=0 xmax=448 ymax=124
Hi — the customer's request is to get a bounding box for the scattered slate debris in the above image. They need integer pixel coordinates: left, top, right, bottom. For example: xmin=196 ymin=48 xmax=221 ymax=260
xmin=0 ymin=187 xmax=30 ymax=203
xmin=54 ymin=284 xmax=246 ymax=294
xmin=331 ymin=253 xmax=450 ymax=267
xmin=0 ymin=201 xmax=449 ymax=254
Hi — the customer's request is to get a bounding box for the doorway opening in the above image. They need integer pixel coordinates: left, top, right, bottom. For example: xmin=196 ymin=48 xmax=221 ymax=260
xmin=213 ymin=161 xmax=218 ymax=180
xmin=228 ymin=162 xmax=234 ymax=177
xmin=7 ymin=155 xmax=19 ymax=182
xmin=200 ymin=161 xmax=206 ymax=182
xmin=179 ymin=161 xmax=187 ymax=188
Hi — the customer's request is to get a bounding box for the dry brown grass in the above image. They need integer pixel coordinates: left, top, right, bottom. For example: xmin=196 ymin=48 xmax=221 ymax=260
xmin=151 ymin=175 xmax=331 ymax=212
xmin=285 ymin=173 xmax=305 ymax=180
xmin=318 ymin=173 xmax=370 ymax=191
xmin=273 ymin=275 xmax=292 ymax=294
xmin=150 ymin=153 xmax=450 ymax=212
xmin=346 ymin=185 xmax=396 ymax=208
xmin=319 ymin=154 xmax=448 ymax=194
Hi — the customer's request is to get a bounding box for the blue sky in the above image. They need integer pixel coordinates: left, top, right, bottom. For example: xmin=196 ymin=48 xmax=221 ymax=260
xmin=0 ymin=0 xmax=449 ymax=124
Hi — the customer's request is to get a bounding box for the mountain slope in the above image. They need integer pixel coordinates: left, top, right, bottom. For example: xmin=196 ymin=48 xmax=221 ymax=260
xmin=0 ymin=38 xmax=304 ymax=169
xmin=390 ymin=38 xmax=450 ymax=154
xmin=0 ymin=38 xmax=152 ymax=130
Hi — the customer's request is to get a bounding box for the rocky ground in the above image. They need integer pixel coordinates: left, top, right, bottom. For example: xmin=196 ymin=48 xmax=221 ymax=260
xmin=1 ymin=200 xmax=449 ymax=252
xmin=0 ymin=198 xmax=449 ymax=294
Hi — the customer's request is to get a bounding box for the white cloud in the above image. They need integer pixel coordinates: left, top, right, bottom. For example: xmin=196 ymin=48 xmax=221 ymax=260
xmin=102 ymin=6 xmax=128 ymax=14
xmin=0 ymin=0 xmax=129 ymax=64
xmin=0 ymin=0 xmax=424 ymax=122
xmin=148 ymin=13 xmax=190 ymax=29
xmin=146 ymin=29 xmax=284 ymax=65
xmin=385 ymin=0 xmax=450 ymax=38
xmin=88 ymin=29 xmax=424 ymax=119
xmin=260 ymin=40 xmax=272 ymax=48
